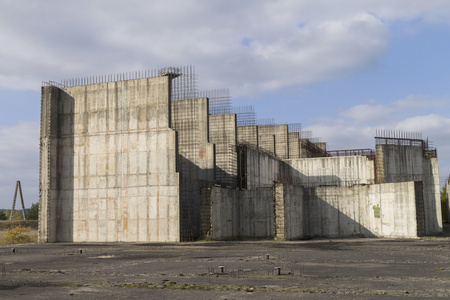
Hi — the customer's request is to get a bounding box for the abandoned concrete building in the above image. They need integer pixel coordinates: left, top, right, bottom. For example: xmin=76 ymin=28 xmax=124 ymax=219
xmin=39 ymin=67 xmax=442 ymax=242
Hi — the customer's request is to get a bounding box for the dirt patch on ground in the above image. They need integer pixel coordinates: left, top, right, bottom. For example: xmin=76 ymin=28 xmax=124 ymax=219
xmin=1 ymin=230 xmax=449 ymax=299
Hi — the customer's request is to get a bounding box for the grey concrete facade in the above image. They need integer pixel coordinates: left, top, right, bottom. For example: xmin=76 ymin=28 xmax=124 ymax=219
xmin=40 ymin=77 xmax=180 ymax=242
xmin=39 ymin=69 xmax=443 ymax=243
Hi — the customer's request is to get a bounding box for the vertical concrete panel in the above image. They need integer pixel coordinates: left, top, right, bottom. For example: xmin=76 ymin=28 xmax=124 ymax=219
xmin=210 ymin=186 xmax=273 ymax=239
xmin=40 ymin=76 xmax=180 ymax=243
xmin=446 ymin=179 xmax=450 ymax=224
xmin=237 ymin=126 xmax=258 ymax=148
xmin=209 ymin=114 xmax=238 ymax=187
xmin=423 ymin=158 xmax=442 ymax=234
xmin=283 ymin=184 xmax=304 ymax=240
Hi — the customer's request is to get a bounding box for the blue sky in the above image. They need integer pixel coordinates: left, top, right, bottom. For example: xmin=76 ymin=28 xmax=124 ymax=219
xmin=1 ymin=0 xmax=450 ymax=208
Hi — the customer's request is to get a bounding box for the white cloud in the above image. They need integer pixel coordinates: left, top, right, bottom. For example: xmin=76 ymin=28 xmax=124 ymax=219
xmin=394 ymin=94 xmax=449 ymax=109
xmin=2 ymin=1 xmax=450 ymax=96
xmin=395 ymin=114 xmax=450 ymax=133
xmin=0 ymin=1 xmax=394 ymax=96
xmin=340 ymin=103 xmax=393 ymax=123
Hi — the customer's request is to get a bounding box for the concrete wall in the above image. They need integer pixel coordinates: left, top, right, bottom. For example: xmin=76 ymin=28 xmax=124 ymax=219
xmin=171 ymin=98 xmax=215 ymax=240
xmin=243 ymin=146 xmax=301 ymax=189
xmin=40 ymin=77 xmax=181 ymax=242
xmin=422 ymin=158 xmax=442 ymax=233
xmin=285 ymin=156 xmax=375 ymax=187
xmin=274 ymin=183 xmax=303 ymax=240
xmin=237 ymin=125 xmax=258 ymax=149
xmin=288 ymin=132 xmax=300 ymax=159
xmin=377 ymin=144 xmax=442 ymax=234
xmin=378 ymin=144 xmax=423 ymax=182
xmin=209 ymin=114 xmax=238 ymax=187
xmin=258 ymin=125 xmax=289 ymax=159
xmin=207 ymin=181 xmax=422 ymax=240
xmin=301 ymin=182 xmax=421 ymax=238
xmin=209 ymin=186 xmax=273 ymax=239
xmin=446 ymin=179 xmax=450 ymax=223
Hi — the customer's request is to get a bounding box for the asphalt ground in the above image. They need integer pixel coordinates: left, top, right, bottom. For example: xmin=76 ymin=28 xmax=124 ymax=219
xmin=1 ymin=231 xmax=450 ymax=299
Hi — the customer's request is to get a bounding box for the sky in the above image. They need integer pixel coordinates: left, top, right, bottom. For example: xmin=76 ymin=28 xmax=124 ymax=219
xmin=1 ymin=0 xmax=450 ymax=209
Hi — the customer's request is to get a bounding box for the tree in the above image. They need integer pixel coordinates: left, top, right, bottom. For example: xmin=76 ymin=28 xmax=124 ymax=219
xmin=25 ymin=202 xmax=39 ymax=220
xmin=3 ymin=210 xmax=25 ymax=220
xmin=0 ymin=211 xmax=7 ymax=220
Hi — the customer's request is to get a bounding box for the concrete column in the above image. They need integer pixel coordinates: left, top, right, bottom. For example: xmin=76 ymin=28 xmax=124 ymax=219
xmin=446 ymin=179 xmax=450 ymax=223
xmin=39 ymin=86 xmax=60 ymax=242
xmin=274 ymin=183 xmax=285 ymax=240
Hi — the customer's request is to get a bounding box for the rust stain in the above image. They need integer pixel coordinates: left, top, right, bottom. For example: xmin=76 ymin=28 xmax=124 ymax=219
xmin=199 ymin=148 xmax=206 ymax=159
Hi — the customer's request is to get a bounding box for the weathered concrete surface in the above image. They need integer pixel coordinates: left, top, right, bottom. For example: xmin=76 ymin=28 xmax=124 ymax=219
xmin=301 ymin=182 xmax=422 ymax=238
xmin=423 ymin=157 xmax=442 ymax=234
xmin=286 ymin=156 xmax=375 ymax=187
xmin=376 ymin=144 xmax=442 ymax=234
xmin=258 ymin=125 xmax=289 ymax=159
xmin=40 ymin=77 xmax=180 ymax=243
xmin=209 ymin=180 xmax=422 ymax=240
xmin=288 ymin=132 xmax=300 ymax=159
xmin=40 ymin=71 xmax=443 ymax=244
xmin=209 ymin=114 xmax=238 ymax=187
xmin=1 ymin=236 xmax=450 ymax=299
xmin=377 ymin=144 xmax=423 ymax=182
xmin=237 ymin=125 xmax=258 ymax=148
xmin=446 ymin=178 xmax=450 ymax=223
xmin=274 ymin=183 xmax=304 ymax=240
xmin=171 ymin=97 xmax=215 ymax=240
xmin=209 ymin=186 xmax=273 ymax=239
xmin=243 ymin=146 xmax=302 ymax=189
xmin=302 ymin=181 xmax=423 ymax=238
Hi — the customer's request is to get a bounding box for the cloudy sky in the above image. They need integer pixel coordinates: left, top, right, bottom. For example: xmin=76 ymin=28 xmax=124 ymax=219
xmin=1 ymin=0 xmax=450 ymax=209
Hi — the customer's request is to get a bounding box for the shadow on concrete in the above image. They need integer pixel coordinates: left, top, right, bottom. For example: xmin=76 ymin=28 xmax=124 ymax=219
xmin=302 ymin=188 xmax=375 ymax=239
xmin=55 ymin=89 xmax=74 ymax=241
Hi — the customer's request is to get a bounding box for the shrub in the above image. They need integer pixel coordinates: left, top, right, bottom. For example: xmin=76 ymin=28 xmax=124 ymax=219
xmin=0 ymin=225 xmax=33 ymax=245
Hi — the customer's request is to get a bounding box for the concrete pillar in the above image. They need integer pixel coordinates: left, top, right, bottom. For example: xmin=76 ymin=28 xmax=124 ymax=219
xmin=39 ymin=86 xmax=61 ymax=242
xmin=274 ymin=183 xmax=285 ymax=240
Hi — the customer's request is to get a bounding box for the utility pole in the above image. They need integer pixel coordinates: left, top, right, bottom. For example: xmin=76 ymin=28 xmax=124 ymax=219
xmin=10 ymin=181 xmax=26 ymax=220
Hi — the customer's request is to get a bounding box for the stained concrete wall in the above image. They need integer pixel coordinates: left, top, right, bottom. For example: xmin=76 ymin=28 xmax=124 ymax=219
xmin=288 ymin=132 xmax=300 ymax=159
xmin=208 ymin=181 xmax=423 ymax=240
xmin=209 ymin=186 xmax=273 ymax=239
xmin=243 ymin=146 xmax=301 ymax=189
xmin=258 ymin=125 xmax=289 ymax=159
xmin=378 ymin=144 xmax=423 ymax=182
xmin=422 ymin=158 xmax=442 ymax=233
xmin=285 ymin=156 xmax=375 ymax=187
xmin=40 ymin=77 xmax=180 ymax=242
xmin=377 ymin=144 xmax=442 ymax=234
xmin=171 ymin=98 xmax=215 ymax=240
xmin=237 ymin=125 xmax=258 ymax=148
xmin=446 ymin=179 xmax=450 ymax=223
xmin=301 ymin=182 xmax=422 ymax=238
xmin=274 ymin=183 xmax=303 ymax=240
xmin=209 ymin=114 xmax=238 ymax=187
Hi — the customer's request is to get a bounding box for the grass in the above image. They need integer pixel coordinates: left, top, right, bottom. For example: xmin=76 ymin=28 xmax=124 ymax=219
xmin=0 ymin=224 xmax=38 ymax=245
xmin=0 ymin=220 xmax=38 ymax=231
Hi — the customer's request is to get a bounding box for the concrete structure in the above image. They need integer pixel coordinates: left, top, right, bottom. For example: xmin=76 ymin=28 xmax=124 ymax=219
xmin=39 ymin=68 xmax=443 ymax=242
xmin=446 ymin=178 xmax=450 ymax=223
